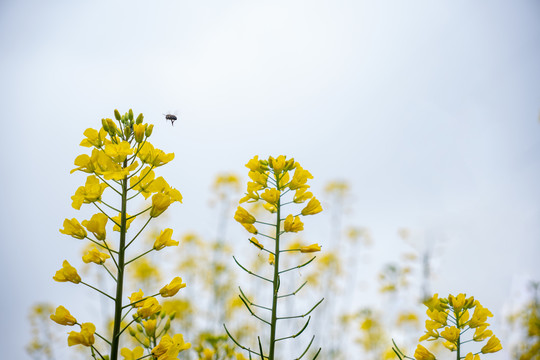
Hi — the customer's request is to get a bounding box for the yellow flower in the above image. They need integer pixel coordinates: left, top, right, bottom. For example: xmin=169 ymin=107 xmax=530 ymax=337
xmin=133 ymin=123 xmax=147 ymax=143
xmin=293 ymin=188 xmax=313 ymax=203
xmin=248 ymin=170 xmax=268 ymax=187
xmin=268 ymin=155 xmax=287 ymax=173
xmin=120 ymin=346 xmax=144 ymax=360
xmin=419 ymin=325 xmax=440 ymax=342
xmin=481 ymin=336 xmax=502 ymax=353
xmin=464 ymin=353 xmax=481 ymax=360
xmin=468 ymin=302 xmax=493 ymax=328
xmin=284 ymin=214 xmax=304 ymax=232
xmin=103 ymin=141 xmax=133 ymax=163
xmin=426 ymin=308 xmax=448 ymax=326
xmin=263 ymin=203 xmax=277 ymax=213
xmin=67 ymin=322 xmax=95 ymax=347
xmin=473 ymin=325 xmax=493 ymax=341
xmin=137 ymin=297 xmax=162 ymax=319
xmin=71 ymin=150 xmax=99 ymax=174
xmin=129 ymin=167 xmax=156 ymax=199
xmin=448 ymin=293 xmax=472 ymax=314
xmin=301 ymin=197 xmax=323 ymax=216
xmin=260 ymin=188 xmax=280 ymax=206
xmin=81 ymin=213 xmax=108 ymax=240
xmin=240 ymin=223 xmax=258 ymax=234
xmin=80 ymin=127 xmax=108 ymax=148
xmin=137 ymin=142 xmax=174 ymax=167
xmin=289 ymin=165 xmax=313 ymax=190
xmin=440 ymin=326 xmax=460 ymax=344
xmin=160 ymin=277 xmax=187 ymax=297
xmin=249 ymin=237 xmax=264 ymax=250
xmin=234 ymin=206 xmax=256 ymax=224
xmin=82 ymin=247 xmax=110 ymax=265
xmin=245 ymin=155 xmax=268 ymax=173
xmin=268 ymin=253 xmax=275 ymax=265
xmin=300 ymin=244 xmax=321 ymax=253
xmin=50 ymin=306 xmax=77 ymax=326
xmin=59 ymin=218 xmax=87 ymax=239
xmin=443 ymin=341 xmax=457 ymax=351
xmin=111 ymin=212 xmax=136 ymax=231
xmin=129 ymin=289 xmax=145 ymax=308
xmin=150 ymin=192 xmax=177 ymax=218
xmin=239 ymin=182 xmax=262 ymax=203
xmin=413 ymin=344 xmax=435 ymax=360
xmin=71 ymin=175 xmax=108 ymax=210
xmin=142 ymin=319 xmax=156 ymax=336
xmin=154 ymin=228 xmax=179 ymax=250
xmin=202 ymin=348 xmax=215 ymax=359
xmin=152 ymin=334 xmax=191 ymax=359
xmin=53 ymin=260 xmax=81 ymax=284
xmin=424 ymin=293 xmax=448 ymax=312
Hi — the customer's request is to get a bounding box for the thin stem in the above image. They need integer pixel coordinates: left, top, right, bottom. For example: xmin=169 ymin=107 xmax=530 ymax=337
xmin=125 ymin=248 xmax=154 ymax=266
xmin=95 ymin=174 xmax=122 ymax=196
xmin=277 ymin=298 xmax=324 ymax=320
xmin=276 ymin=317 xmax=311 ymax=341
xmin=233 ymin=256 xmax=272 ymax=283
xmin=268 ymin=172 xmax=281 ymax=360
xmin=80 ymin=281 xmax=115 ymax=301
xmin=101 ymin=263 xmax=117 ymax=282
xmin=85 ymin=237 xmax=119 ymax=254
xmin=126 ymin=217 xmax=152 ymax=249
xmin=127 ymin=206 xmax=151 ymax=220
xmin=294 ymin=335 xmax=315 ymax=360
xmin=110 ymin=161 xmax=129 ymax=360
xmin=279 ymin=257 xmax=316 ymax=274
xmin=278 ymin=281 xmax=307 ymax=299
xmin=255 ymin=220 xmax=276 ymax=227
xmin=100 ymin=200 xmax=121 ymax=213
xmin=94 ymin=331 xmax=112 ymax=345
xmin=224 ymin=324 xmax=266 ymax=359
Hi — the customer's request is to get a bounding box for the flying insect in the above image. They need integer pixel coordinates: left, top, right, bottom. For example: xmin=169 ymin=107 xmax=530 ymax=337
xmin=164 ymin=113 xmax=178 ymax=126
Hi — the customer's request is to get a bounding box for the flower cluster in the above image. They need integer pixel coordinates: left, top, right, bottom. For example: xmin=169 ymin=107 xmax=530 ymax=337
xmin=394 ymin=293 xmax=502 ymax=360
xmin=227 ymin=155 xmax=324 ymax=360
xmin=51 ymin=109 xmax=188 ymax=360
xmin=234 ymin=155 xmax=322 ymax=252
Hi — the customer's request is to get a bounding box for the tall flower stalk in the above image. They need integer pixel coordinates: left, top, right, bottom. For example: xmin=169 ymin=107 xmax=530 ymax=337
xmin=51 ymin=109 xmax=189 ymax=360
xmin=225 ymin=155 xmax=324 ymax=360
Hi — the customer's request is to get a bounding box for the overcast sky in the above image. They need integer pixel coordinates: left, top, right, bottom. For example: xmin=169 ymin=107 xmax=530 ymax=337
xmin=1 ymin=1 xmax=539 ymax=359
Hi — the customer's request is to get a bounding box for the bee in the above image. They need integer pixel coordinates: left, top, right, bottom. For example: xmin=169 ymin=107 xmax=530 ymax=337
xmin=164 ymin=113 xmax=177 ymax=126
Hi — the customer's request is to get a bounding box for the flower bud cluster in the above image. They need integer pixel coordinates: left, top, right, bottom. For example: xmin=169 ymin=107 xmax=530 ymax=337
xmin=234 ymin=155 xmax=322 ymax=252
xmin=414 ymin=293 xmax=502 ymax=359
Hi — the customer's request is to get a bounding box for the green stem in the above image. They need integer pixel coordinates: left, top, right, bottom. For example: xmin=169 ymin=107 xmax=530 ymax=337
xmin=110 ymin=160 xmax=128 ymax=360
xmin=268 ymin=173 xmax=281 ymax=360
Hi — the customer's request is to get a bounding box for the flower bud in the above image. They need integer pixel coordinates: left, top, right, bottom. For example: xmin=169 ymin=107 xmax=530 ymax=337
xmin=133 ymin=123 xmax=146 ymax=143
xmin=101 ymin=118 xmax=109 ymax=132
xmin=128 ymin=327 xmax=136 ymax=337
xmin=124 ymin=125 xmax=132 ymax=138
xmin=135 ymin=113 xmax=144 ymax=124
xmin=128 ymin=109 xmax=134 ymax=120
xmin=145 ymin=124 xmax=154 ymax=137
xmin=160 ymin=310 xmax=167 ymax=319
xmin=114 ymin=109 xmax=121 ymax=120
xmin=137 ymin=324 xmax=143 ymax=332
xmin=142 ymin=338 xmax=150 ymax=348
xmin=169 ymin=311 xmax=176 ymax=320
xmin=164 ymin=318 xmax=171 ymax=331
xmin=284 ymin=158 xmax=296 ymax=171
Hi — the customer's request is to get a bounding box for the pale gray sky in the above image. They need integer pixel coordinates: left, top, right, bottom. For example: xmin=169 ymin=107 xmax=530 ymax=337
xmin=1 ymin=1 xmax=539 ymax=359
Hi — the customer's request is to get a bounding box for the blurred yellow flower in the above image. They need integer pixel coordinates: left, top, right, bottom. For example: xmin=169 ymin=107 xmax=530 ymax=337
xmin=67 ymin=322 xmax=95 ymax=347
xmin=50 ymin=305 xmax=77 ymax=326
